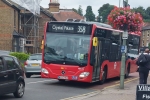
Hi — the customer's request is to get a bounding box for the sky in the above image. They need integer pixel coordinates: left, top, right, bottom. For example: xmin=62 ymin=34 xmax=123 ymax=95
xmin=40 ymin=0 xmax=149 ymax=16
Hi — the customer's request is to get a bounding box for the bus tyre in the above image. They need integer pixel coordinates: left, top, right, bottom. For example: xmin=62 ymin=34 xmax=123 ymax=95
xmin=99 ymin=67 xmax=107 ymax=85
xmin=125 ymin=65 xmax=130 ymax=78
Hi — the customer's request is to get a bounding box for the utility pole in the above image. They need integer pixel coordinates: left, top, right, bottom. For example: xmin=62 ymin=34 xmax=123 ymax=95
xmin=120 ymin=0 xmax=128 ymax=89
xmin=119 ymin=0 xmax=120 ymax=8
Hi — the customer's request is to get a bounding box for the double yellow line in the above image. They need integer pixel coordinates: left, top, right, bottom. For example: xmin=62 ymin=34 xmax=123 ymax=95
xmin=104 ymin=77 xmax=139 ymax=90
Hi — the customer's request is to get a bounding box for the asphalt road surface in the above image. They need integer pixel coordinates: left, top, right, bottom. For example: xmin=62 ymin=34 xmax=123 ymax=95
xmin=0 ymin=73 xmax=138 ymax=100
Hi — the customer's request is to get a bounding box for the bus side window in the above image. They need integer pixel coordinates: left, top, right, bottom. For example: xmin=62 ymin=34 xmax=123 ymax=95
xmin=90 ymin=46 xmax=95 ymax=66
xmin=109 ymin=42 xmax=119 ymax=61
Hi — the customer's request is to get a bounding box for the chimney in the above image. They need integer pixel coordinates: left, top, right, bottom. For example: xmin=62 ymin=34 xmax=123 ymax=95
xmin=49 ymin=0 xmax=60 ymax=12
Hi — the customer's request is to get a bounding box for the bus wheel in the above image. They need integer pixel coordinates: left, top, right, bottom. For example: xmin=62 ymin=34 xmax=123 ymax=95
xmin=99 ymin=67 xmax=107 ymax=85
xmin=125 ymin=65 xmax=130 ymax=78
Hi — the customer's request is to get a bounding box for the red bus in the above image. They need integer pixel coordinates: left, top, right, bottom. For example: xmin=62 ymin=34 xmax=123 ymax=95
xmin=41 ymin=21 xmax=140 ymax=84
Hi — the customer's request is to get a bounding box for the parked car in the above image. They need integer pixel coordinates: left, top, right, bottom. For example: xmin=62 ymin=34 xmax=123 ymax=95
xmin=24 ymin=53 xmax=42 ymax=78
xmin=0 ymin=55 xmax=25 ymax=98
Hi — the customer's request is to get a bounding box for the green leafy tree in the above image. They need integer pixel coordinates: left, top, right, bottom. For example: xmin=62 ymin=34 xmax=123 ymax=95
xmin=132 ymin=6 xmax=149 ymax=19
xmin=77 ymin=5 xmax=83 ymax=16
xmin=85 ymin=6 xmax=95 ymax=21
xmin=146 ymin=7 xmax=150 ymax=17
xmin=72 ymin=8 xmax=78 ymax=13
xmin=98 ymin=3 xmax=114 ymax=23
xmin=148 ymin=43 xmax=150 ymax=49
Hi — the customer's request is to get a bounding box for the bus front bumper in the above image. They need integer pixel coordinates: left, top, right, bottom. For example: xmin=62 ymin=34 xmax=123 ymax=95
xmin=41 ymin=68 xmax=92 ymax=83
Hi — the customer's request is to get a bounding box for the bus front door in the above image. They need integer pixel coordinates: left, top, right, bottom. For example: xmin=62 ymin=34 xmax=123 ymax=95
xmin=92 ymin=39 xmax=103 ymax=81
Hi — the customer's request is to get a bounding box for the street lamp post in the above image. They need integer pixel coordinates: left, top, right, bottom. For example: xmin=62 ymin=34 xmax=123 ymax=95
xmin=119 ymin=0 xmax=121 ymax=7
xmin=120 ymin=0 xmax=128 ymax=89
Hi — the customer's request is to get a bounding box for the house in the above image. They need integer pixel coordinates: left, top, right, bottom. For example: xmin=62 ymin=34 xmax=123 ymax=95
xmin=48 ymin=0 xmax=84 ymax=21
xmin=0 ymin=0 xmax=56 ymax=53
xmin=0 ymin=0 xmax=20 ymax=52
xmin=141 ymin=25 xmax=150 ymax=47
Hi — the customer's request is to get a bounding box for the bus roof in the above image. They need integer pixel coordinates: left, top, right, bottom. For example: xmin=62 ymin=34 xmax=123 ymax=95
xmin=48 ymin=21 xmax=112 ymax=28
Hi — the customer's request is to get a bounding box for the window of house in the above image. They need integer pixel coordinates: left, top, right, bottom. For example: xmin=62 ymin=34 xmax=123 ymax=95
xmin=14 ymin=10 xmax=16 ymax=28
xmin=143 ymin=34 xmax=145 ymax=36
xmin=146 ymin=43 xmax=149 ymax=47
xmin=19 ymin=15 xmax=22 ymax=29
xmin=0 ymin=58 xmax=4 ymax=71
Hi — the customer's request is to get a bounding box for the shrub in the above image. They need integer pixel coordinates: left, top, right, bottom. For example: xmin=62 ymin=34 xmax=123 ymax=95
xmin=9 ymin=52 xmax=30 ymax=61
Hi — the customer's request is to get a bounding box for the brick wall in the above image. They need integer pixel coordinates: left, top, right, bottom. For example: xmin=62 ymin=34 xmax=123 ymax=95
xmin=0 ymin=0 xmax=19 ymax=51
xmin=38 ymin=12 xmax=54 ymax=52
xmin=141 ymin=30 xmax=150 ymax=47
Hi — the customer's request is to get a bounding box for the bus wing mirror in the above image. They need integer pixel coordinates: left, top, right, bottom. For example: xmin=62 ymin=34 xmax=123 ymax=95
xmin=93 ymin=37 xmax=98 ymax=47
xmin=41 ymin=40 xmax=44 ymax=49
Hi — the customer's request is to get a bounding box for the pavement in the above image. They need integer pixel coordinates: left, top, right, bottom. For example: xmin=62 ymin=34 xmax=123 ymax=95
xmin=67 ymin=72 xmax=143 ymax=100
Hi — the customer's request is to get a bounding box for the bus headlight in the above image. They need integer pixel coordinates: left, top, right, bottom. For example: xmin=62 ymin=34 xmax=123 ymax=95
xmin=41 ymin=68 xmax=49 ymax=74
xmin=79 ymin=72 xmax=90 ymax=78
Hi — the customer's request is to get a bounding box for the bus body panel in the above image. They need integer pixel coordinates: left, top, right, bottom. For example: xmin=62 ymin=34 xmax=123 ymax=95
xmin=41 ymin=63 xmax=93 ymax=82
xmin=126 ymin=59 xmax=138 ymax=73
xmin=99 ymin=60 xmax=121 ymax=80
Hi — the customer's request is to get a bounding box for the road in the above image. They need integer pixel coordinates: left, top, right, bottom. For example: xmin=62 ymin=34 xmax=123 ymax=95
xmin=0 ymin=72 xmax=138 ymax=100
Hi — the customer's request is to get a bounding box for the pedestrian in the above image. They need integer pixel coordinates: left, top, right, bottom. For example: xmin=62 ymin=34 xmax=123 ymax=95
xmin=136 ymin=48 xmax=150 ymax=84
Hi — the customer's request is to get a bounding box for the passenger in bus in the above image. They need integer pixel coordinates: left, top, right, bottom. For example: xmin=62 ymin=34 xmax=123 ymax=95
xmin=79 ymin=44 xmax=89 ymax=60
xmin=137 ymin=48 xmax=150 ymax=84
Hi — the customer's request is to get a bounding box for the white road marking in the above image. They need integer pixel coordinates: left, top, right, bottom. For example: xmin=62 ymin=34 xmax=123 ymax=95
xmin=27 ymin=79 xmax=57 ymax=84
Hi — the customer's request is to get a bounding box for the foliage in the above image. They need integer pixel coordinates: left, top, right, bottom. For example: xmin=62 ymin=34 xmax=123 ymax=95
xmin=9 ymin=52 xmax=29 ymax=61
xmin=144 ymin=19 xmax=150 ymax=22
xmin=149 ymin=43 xmax=150 ymax=49
xmin=98 ymin=3 xmax=114 ymax=22
xmin=85 ymin=6 xmax=95 ymax=21
xmin=132 ymin=6 xmax=150 ymax=19
xmin=107 ymin=6 xmax=143 ymax=33
xmin=72 ymin=8 xmax=78 ymax=13
xmin=77 ymin=5 xmax=83 ymax=16
xmin=146 ymin=7 xmax=150 ymax=16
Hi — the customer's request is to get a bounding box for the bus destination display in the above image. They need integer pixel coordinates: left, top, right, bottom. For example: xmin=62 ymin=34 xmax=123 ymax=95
xmin=47 ymin=23 xmax=91 ymax=34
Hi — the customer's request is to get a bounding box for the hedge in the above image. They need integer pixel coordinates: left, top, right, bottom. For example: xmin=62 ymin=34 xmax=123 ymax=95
xmin=9 ymin=52 xmax=30 ymax=61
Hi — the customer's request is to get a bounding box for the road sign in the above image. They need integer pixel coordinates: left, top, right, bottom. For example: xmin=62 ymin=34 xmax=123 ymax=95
xmin=121 ymin=46 xmax=127 ymax=53
xmin=122 ymin=31 xmax=128 ymax=39
xmin=136 ymin=84 xmax=150 ymax=100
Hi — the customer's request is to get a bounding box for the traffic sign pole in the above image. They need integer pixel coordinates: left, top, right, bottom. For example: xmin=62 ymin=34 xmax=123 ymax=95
xmin=120 ymin=0 xmax=128 ymax=90
xmin=120 ymin=33 xmax=127 ymax=89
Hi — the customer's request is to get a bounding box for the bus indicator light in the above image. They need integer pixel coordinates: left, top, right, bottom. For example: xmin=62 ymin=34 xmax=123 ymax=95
xmin=61 ymin=67 xmax=64 ymax=70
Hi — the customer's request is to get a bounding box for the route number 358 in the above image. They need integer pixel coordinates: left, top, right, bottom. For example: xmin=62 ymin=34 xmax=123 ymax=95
xmin=77 ymin=26 xmax=86 ymax=34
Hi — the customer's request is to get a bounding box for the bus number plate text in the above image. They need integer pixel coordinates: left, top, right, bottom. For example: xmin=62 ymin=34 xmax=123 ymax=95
xmin=58 ymin=76 xmax=68 ymax=79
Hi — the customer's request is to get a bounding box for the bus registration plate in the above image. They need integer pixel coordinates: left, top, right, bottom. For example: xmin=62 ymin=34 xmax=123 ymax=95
xmin=58 ymin=76 xmax=68 ymax=79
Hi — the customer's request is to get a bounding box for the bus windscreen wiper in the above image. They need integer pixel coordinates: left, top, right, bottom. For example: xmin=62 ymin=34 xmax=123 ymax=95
xmin=61 ymin=56 xmax=85 ymax=66
xmin=44 ymin=59 xmax=64 ymax=64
